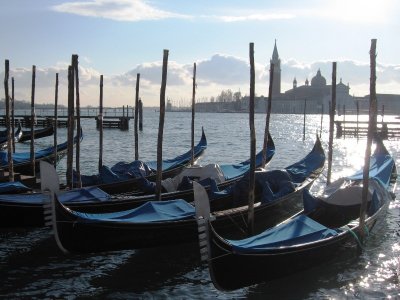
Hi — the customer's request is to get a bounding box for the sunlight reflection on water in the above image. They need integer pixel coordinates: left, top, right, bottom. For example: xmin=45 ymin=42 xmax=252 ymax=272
xmin=0 ymin=112 xmax=399 ymax=298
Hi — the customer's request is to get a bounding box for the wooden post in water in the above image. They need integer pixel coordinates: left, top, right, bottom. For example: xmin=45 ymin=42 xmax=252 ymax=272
xmin=343 ymin=104 xmax=346 ymax=139
xmin=155 ymin=50 xmax=169 ymax=201
xmin=327 ymin=62 xmax=337 ymax=186
xmin=191 ymin=63 xmax=197 ymax=166
xmin=359 ymin=39 xmax=378 ymax=240
xmin=53 ymin=73 xmax=59 ymax=168
xmin=11 ymin=77 xmax=15 ymax=153
xmin=139 ymin=99 xmax=143 ymax=131
xmin=72 ymin=55 xmax=82 ymax=188
xmin=134 ymin=73 xmax=140 ymax=160
xmin=356 ymin=101 xmax=359 ymax=141
xmin=98 ymin=75 xmax=104 ymax=171
xmin=66 ymin=65 xmax=75 ymax=188
xmin=4 ymin=60 xmax=14 ymax=181
xmin=262 ymin=63 xmax=273 ymax=168
xmin=247 ymin=43 xmax=256 ymax=236
xmin=303 ymin=98 xmax=307 ymax=141
xmin=30 ymin=65 xmax=36 ymax=177
xmin=320 ymin=103 xmax=324 ymax=138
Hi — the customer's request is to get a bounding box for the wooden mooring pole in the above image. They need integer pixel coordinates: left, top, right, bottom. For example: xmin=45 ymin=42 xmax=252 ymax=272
xmin=262 ymin=63 xmax=273 ymax=168
xmin=139 ymin=99 xmax=143 ymax=131
xmin=155 ymin=50 xmax=169 ymax=201
xmin=53 ymin=73 xmax=59 ymax=168
xmin=134 ymin=73 xmax=140 ymax=160
xmin=30 ymin=65 xmax=36 ymax=177
xmin=98 ymin=75 xmax=104 ymax=171
xmin=303 ymin=98 xmax=307 ymax=141
xmin=320 ymin=103 xmax=324 ymax=138
xmin=11 ymin=77 xmax=15 ymax=153
xmin=343 ymin=104 xmax=346 ymax=139
xmin=66 ymin=65 xmax=75 ymax=188
xmin=72 ymin=55 xmax=82 ymax=188
xmin=247 ymin=42 xmax=256 ymax=236
xmin=4 ymin=60 xmax=14 ymax=181
xmin=191 ymin=63 xmax=196 ymax=166
xmin=360 ymin=39 xmax=378 ymax=241
xmin=356 ymin=101 xmax=359 ymax=141
xmin=327 ymin=62 xmax=337 ymax=185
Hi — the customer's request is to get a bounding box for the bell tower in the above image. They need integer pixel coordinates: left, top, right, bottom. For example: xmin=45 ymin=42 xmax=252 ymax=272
xmin=270 ymin=39 xmax=281 ymax=96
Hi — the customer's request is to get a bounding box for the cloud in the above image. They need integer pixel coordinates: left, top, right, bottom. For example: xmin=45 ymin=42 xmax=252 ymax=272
xmin=52 ymin=0 xmax=190 ymax=21
xmin=195 ymin=54 xmax=265 ymax=85
xmin=213 ymin=13 xmax=294 ymax=22
xmin=1 ymin=55 xmax=399 ymax=107
xmin=302 ymin=0 xmax=397 ymax=24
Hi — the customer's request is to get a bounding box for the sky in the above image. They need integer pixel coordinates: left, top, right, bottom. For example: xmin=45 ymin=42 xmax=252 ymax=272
xmin=0 ymin=0 xmax=399 ymax=107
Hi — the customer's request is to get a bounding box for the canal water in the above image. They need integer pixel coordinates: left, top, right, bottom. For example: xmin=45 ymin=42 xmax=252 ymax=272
xmin=0 ymin=111 xmax=399 ymax=299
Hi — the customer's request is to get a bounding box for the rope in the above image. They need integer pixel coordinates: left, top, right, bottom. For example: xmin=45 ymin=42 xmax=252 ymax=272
xmin=225 ymin=210 xmax=248 ymax=235
xmin=345 ymin=224 xmax=387 ymax=253
xmin=346 ymin=225 xmax=365 ymax=250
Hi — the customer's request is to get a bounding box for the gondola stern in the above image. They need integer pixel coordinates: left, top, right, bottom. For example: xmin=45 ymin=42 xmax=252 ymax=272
xmin=193 ymin=181 xmax=214 ymax=264
xmin=40 ymin=161 xmax=70 ymax=255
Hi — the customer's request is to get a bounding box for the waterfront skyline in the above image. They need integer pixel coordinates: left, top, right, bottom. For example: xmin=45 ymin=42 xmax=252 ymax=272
xmin=0 ymin=0 xmax=399 ymax=107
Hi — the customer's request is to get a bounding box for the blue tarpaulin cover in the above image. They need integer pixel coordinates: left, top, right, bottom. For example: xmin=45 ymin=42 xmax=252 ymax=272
xmin=59 ymin=187 xmax=111 ymax=203
xmin=0 ymin=192 xmax=48 ymax=204
xmin=219 ymin=145 xmax=275 ymax=181
xmin=75 ymin=129 xmax=207 ymax=186
xmin=0 ymin=181 xmax=31 ymax=194
xmin=227 ymin=215 xmax=339 ymax=253
xmin=0 ymin=187 xmax=110 ymax=204
xmin=346 ymin=153 xmax=394 ymax=188
xmin=71 ymin=199 xmax=195 ymax=223
xmin=230 ymin=140 xmax=325 ymax=205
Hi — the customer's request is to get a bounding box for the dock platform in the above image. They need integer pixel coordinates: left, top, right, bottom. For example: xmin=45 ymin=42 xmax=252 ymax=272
xmin=335 ymin=121 xmax=400 ymax=139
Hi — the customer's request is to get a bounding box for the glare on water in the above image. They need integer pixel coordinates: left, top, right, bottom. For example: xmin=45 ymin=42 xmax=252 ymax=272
xmin=0 ymin=111 xmax=399 ymax=299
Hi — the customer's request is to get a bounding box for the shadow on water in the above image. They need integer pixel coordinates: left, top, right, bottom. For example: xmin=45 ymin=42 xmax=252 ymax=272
xmin=87 ymin=243 xmax=201 ymax=298
xmin=0 ymin=228 xmax=202 ymax=298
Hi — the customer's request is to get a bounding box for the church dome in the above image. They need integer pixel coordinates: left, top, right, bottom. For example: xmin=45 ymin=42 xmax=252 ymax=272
xmin=311 ymin=69 xmax=326 ymax=87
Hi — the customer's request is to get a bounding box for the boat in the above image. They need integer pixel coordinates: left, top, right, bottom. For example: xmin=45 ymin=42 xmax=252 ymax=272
xmin=195 ymin=138 xmax=396 ymax=291
xmin=0 ymin=122 xmax=23 ymax=150
xmin=42 ymin=136 xmax=324 ymax=253
xmin=0 ymin=127 xmax=82 ymax=174
xmin=74 ymin=128 xmax=208 ymax=194
xmin=0 ymin=132 xmax=275 ymax=228
xmin=18 ymin=125 xmax=54 ymax=143
xmin=77 ymin=132 xmax=276 ymax=210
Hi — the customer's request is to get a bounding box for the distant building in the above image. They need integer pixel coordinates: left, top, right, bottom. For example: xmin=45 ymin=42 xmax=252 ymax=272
xmin=194 ymin=42 xmax=400 ymax=114
xmin=255 ymin=41 xmax=354 ymax=114
xmin=270 ymin=40 xmax=281 ymax=97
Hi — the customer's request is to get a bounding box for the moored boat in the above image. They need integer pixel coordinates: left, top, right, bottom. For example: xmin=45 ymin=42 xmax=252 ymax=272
xmin=0 ymin=132 xmax=273 ymax=228
xmin=43 ymin=136 xmax=324 ymax=253
xmin=195 ymin=138 xmax=396 ymax=291
xmin=0 ymin=127 xmax=82 ymax=174
xmin=18 ymin=125 xmax=54 ymax=143
xmin=0 ymin=122 xmax=22 ymax=150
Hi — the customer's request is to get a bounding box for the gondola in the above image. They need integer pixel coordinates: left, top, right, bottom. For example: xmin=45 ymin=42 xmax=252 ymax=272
xmin=0 ymin=127 xmax=82 ymax=174
xmin=18 ymin=125 xmax=54 ymax=143
xmin=67 ymin=132 xmax=276 ymax=212
xmin=0 ymin=132 xmax=275 ymax=228
xmin=0 ymin=122 xmax=22 ymax=150
xmin=42 ymin=136 xmax=325 ymax=253
xmin=74 ymin=128 xmax=208 ymax=194
xmin=195 ymin=138 xmax=396 ymax=291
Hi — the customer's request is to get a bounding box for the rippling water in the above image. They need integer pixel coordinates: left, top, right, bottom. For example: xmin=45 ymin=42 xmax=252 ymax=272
xmin=0 ymin=111 xmax=399 ymax=299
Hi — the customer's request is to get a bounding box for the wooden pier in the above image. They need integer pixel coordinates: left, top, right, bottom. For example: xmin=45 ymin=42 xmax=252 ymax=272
xmin=335 ymin=120 xmax=400 ymax=139
xmin=0 ymin=112 xmax=133 ymax=129
xmin=0 ymin=106 xmax=134 ymax=130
